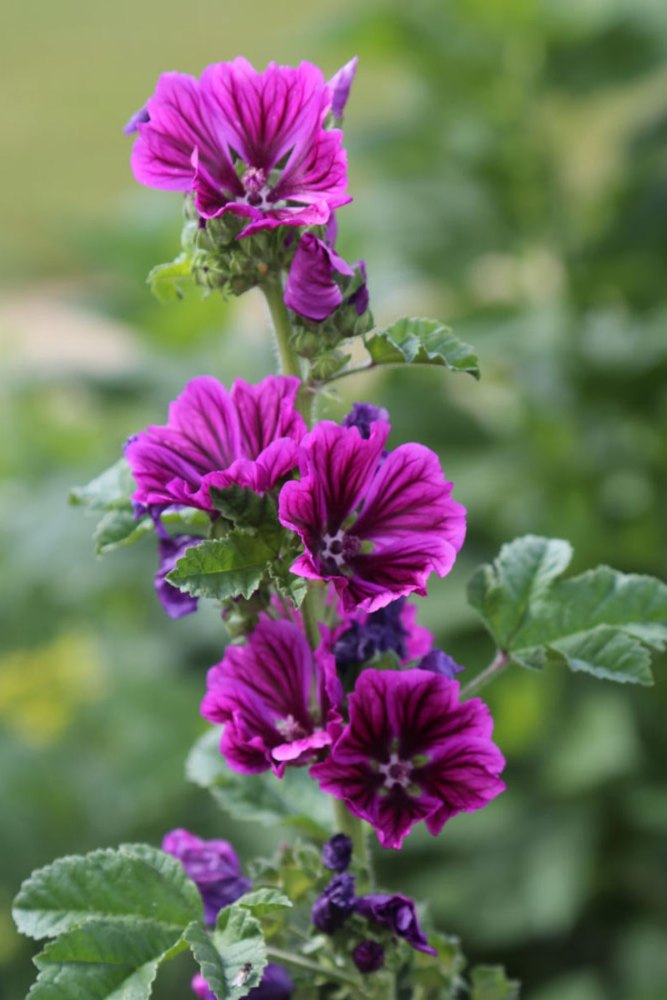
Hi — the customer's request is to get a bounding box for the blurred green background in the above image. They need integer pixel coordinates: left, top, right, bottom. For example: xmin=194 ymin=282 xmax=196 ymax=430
xmin=2 ymin=1 xmax=667 ymax=997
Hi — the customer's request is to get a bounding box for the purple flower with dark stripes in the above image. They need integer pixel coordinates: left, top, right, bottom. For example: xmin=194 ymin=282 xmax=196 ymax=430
xmin=201 ymin=618 xmax=342 ymax=776
xmin=355 ymin=893 xmax=436 ymax=955
xmin=154 ymin=535 xmax=200 ymax=618
xmin=125 ymin=374 xmax=306 ymax=512
xmin=278 ymin=420 xmax=466 ymax=613
xmin=162 ymin=828 xmax=251 ymax=924
xmin=192 ymin=965 xmax=294 ymax=1000
xmin=284 ymin=233 xmax=354 ymax=322
xmin=310 ymin=669 xmax=505 ymax=849
xmin=129 ymin=59 xmax=351 ymax=238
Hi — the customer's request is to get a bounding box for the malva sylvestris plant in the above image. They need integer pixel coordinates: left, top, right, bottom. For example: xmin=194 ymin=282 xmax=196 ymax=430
xmin=13 ymin=56 xmax=667 ymax=1000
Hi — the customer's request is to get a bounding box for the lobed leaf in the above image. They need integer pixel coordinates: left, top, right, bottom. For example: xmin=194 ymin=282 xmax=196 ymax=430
xmin=147 ymin=254 xmax=194 ymax=303
xmin=365 ymin=317 xmax=480 ymax=378
xmin=185 ymin=905 xmax=267 ymax=1000
xmin=471 ymin=965 xmax=521 ymax=999
xmin=167 ymin=533 xmax=275 ymax=601
xmin=13 ymin=844 xmax=202 ymax=940
xmin=468 ymin=535 xmax=667 ymax=685
xmin=69 ymin=459 xmax=136 ymax=513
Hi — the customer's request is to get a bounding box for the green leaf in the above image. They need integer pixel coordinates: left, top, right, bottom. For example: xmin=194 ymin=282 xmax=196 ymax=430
xmin=167 ymin=532 xmax=276 ymax=601
xmin=468 ymin=536 xmax=667 ymax=685
xmin=186 ymin=730 xmax=332 ymax=838
xmin=185 ymin=904 xmax=267 ymax=1000
xmin=147 ymin=254 xmax=194 ymax=303
xmin=235 ymin=889 xmax=292 ymax=919
xmin=93 ymin=509 xmax=153 ymax=555
xmin=209 ymin=485 xmax=277 ymax=531
xmin=471 ymin=965 xmax=521 ymax=999
xmin=365 ymin=317 xmax=480 ymax=379
xmin=70 ymin=459 xmax=136 ymax=513
xmin=13 ymin=844 xmax=203 ymax=940
xmin=28 ymin=918 xmax=187 ymax=1000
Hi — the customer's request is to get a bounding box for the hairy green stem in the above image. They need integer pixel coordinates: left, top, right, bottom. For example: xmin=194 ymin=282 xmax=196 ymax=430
xmin=301 ymin=584 xmax=323 ymax=651
xmin=261 ymin=278 xmax=302 ymax=380
xmin=265 ymin=947 xmax=363 ymax=990
xmin=460 ymin=649 xmax=509 ymax=699
xmin=333 ymin=798 xmax=374 ymax=893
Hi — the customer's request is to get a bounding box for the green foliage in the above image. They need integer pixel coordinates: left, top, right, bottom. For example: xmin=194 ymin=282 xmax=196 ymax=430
xmin=167 ymin=533 xmax=277 ymax=601
xmin=407 ymin=930 xmax=466 ymax=999
xmin=364 ymin=318 xmax=480 ymax=379
xmin=185 ymin=906 xmax=267 ymax=1000
xmin=69 ymin=459 xmax=136 ymax=513
xmin=148 ymin=254 xmax=195 ymax=303
xmin=209 ymin=485 xmax=278 ymax=532
xmin=471 ymin=965 xmax=521 ymax=999
xmin=468 ymin=536 xmax=667 ymax=684
xmin=186 ymin=730 xmax=333 ymax=838
xmin=13 ymin=845 xmax=203 ymax=1000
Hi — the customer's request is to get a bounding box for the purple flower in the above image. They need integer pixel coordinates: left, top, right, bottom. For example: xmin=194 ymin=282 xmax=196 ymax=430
xmin=284 ymin=233 xmax=354 ymax=322
xmin=418 ymin=648 xmax=464 ymax=679
xmin=355 ymin=894 xmax=436 ymax=956
xmin=311 ymin=873 xmax=356 ymax=933
xmin=310 ymin=669 xmax=506 ymax=849
xmin=322 ymin=833 xmax=353 ymax=873
xmin=201 ymin=618 xmax=342 ymax=776
xmin=192 ymin=965 xmax=294 ymax=1000
xmin=352 ymin=939 xmax=385 ymax=973
xmin=125 ymin=375 xmax=306 ymax=512
xmin=162 ymin=828 xmax=251 ymax=924
xmin=328 ymin=57 xmax=358 ymax=120
xmin=278 ymin=420 xmax=466 ymax=613
xmin=154 ymin=535 xmax=200 ymax=618
xmin=123 ymin=105 xmax=149 ymax=135
xmin=342 ymin=402 xmax=389 ymax=440
xmin=348 ymin=260 xmax=369 ymax=316
xmin=331 ymin=597 xmax=433 ymax=674
xmin=129 ymin=59 xmax=351 ymax=238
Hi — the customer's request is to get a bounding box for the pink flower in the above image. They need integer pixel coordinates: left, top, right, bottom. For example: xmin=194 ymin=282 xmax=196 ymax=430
xmin=129 ymin=59 xmax=351 ymax=237
xmin=278 ymin=420 xmax=466 ymax=612
xmin=125 ymin=374 xmax=306 ymax=512
xmin=310 ymin=669 xmax=505 ymax=849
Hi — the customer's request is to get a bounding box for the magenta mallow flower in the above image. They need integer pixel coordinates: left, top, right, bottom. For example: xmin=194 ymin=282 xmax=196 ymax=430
xmin=331 ymin=597 xmax=433 ymax=675
xmin=129 ymin=59 xmax=351 ymax=237
xmin=284 ymin=233 xmax=354 ymax=322
xmin=310 ymin=669 xmax=505 ymax=849
xmin=192 ymin=965 xmax=294 ymax=1000
xmin=328 ymin=57 xmax=358 ymax=120
xmin=125 ymin=374 xmax=306 ymax=512
xmin=355 ymin=894 xmax=436 ymax=956
xmin=155 ymin=535 xmax=200 ymax=618
xmin=162 ymin=828 xmax=251 ymax=924
xmin=201 ymin=618 xmax=342 ymax=776
xmin=278 ymin=420 xmax=466 ymax=613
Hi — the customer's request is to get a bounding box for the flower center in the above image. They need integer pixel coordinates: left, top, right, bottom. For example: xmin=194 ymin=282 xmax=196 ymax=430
xmin=318 ymin=530 xmax=361 ymax=575
xmin=378 ymin=752 xmax=413 ymax=790
xmin=275 ymin=713 xmax=307 ymax=742
xmin=241 ymin=166 xmax=269 ymax=206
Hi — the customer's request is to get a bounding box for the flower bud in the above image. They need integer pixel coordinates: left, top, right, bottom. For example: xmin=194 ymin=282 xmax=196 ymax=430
xmin=352 ymin=940 xmax=385 ymax=974
xmin=311 ymin=874 xmax=355 ymax=933
xmin=321 ymin=834 xmax=353 ymax=873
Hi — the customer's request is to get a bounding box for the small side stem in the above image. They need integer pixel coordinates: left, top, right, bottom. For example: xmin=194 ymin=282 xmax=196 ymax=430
xmin=261 ymin=278 xmax=302 ymax=380
xmin=460 ymin=650 xmax=509 ymax=699
xmin=333 ymin=798 xmax=374 ymax=893
xmin=266 ymin=946 xmax=362 ymax=990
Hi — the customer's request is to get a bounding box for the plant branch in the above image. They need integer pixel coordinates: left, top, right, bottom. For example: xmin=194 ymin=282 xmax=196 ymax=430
xmin=460 ymin=650 xmax=509 ymax=699
xmin=261 ymin=278 xmax=302 ymax=380
xmin=266 ymin=946 xmax=363 ymax=990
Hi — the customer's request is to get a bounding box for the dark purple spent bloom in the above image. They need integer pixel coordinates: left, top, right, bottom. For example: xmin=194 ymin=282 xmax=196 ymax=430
xmin=162 ymin=829 xmax=251 ymax=924
xmin=312 ymin=873 xmax=356 ymax=933
xmin=348 ymin=261 xmax=370 ymax=316
xmin=201 ymin=618 xmax=342 ymax=776
xmin=342 ymin=402 xmax=389 ymax=440
xmin=418 ymin=648 xmax=464 ymax=679
xmin=310 ymin=669 xmax=506 ymax=849
xmin=279 ymin=421 xmax=466 ymax=613
xmin=352 ymin=939 xmax=385 ymax=974
xmin=129 ymin=59 xmax=350 ymax=238
xmin=125 ymin=374 xmax=306 ymax=512
xmin=355 ymin=894 xmax=437 ymax=956
xmin=284 ymin=233 xmax=354 ymax=322
xmin=155 ymin=535 xmax=200 ymax=619
xmin=328 ymin=56 xmax=358 ymax=119
xmin=322 ymin=833 xmax=353 ymax=872
xmin=192 ymin=965 xmax=294 ymax=1000
xmin=333 ymin=598 xmax=408 ymax=671
xmin=124 ymin=105 xmax=150 ymax=135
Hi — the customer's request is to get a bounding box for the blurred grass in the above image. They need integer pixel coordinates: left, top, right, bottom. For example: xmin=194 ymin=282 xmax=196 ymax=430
xmin=2 ymin=1 xmax=667 ymax=998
